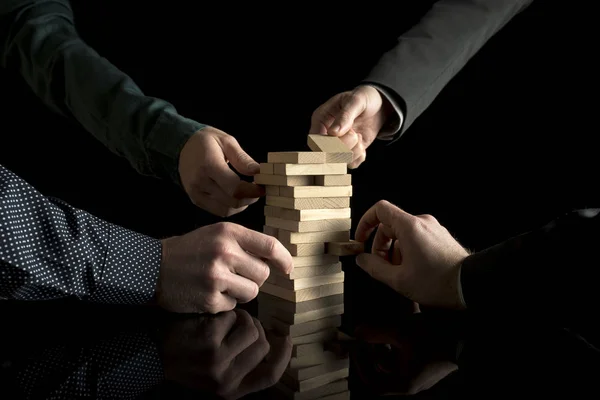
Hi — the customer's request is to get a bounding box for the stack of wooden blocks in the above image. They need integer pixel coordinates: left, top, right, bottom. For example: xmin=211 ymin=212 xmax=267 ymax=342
xmin=255 ymin=135 xmax=365 ymax=400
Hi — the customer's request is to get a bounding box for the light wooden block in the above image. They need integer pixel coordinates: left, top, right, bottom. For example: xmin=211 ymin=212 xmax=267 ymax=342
xmin=268 ymin=152 xmax=327 ymax=164
xmin=307 ymin=134 xmax=353 ymax=164
xmin=291 ymin=328 xmax=338 ymax=345
xmin=266 ymin=196 xmax=350 ymax=210
xmin=276 ymin=303 xmax=344 ymax=325
xmin=289 ymin=350 xmax=338 ymax=369
xmin=282 ymin=242 xmax=325 ymax=256
xmin=266 ymin=216 xmax=352 ymax=233
xmin=288 ymin=358 xmax=349 ymax=381
xmin=272 ymin=262 xmax=342 ymax=279
xmin=265 ymin=205 xmax=351 ymax=221
xmin=326 ymin=240 xmax=365 ymax=256
xmin=279 ymin=229 xmax=350 ymax=244
xmin=281 ymin=367 xmax=349 ymax=392
xmin=279 ymin=185 xmax=352 ymax=199
xmin=260 ymin=163 xmax=274 ymax=174
xmin=259 ymin=282 xmax=344 ymax=302
xmin=269 ymin=271 xmax=345 ymax=290
xmin=255 ymin=174 xmax=314 ymax=187
xmin=265 ymin=185 xmax=280 ymax=196
xmin=289 ymin=255 xmax=340 ymax=268
xmin=272 ymin=379 xmax=348 ymax=400
xmin=320 ymin=392 xmax=350 ymax=400
xmin=271 ymin=315 xmax=341 ymax=337
xmin=315 ymin=174 xmax=352 ymax=186
xmin=274 ymin=163 xmax=347 ymax=176
xmin=263 ymin=225 xmax=278 ymax=237
xmin=258 ymin=292 xmax=344 ymax=314
xmin=292 ymin=342 xmax=324 ymax=358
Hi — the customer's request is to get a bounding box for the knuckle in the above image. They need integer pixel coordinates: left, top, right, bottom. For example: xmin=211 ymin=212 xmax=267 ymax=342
xmin=203 ymin=293 xmax=222 ymax=314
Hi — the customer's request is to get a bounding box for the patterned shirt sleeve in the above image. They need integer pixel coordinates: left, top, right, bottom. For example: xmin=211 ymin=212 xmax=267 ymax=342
xmin=0 ymin=164 xmax=162 ymax=304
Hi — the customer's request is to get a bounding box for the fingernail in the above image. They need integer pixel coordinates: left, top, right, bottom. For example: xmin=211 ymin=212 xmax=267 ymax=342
xmin=249 ymin=162 xmax=260 ymax=174
xmin=329 ymin=124 xmax=340 ymax=135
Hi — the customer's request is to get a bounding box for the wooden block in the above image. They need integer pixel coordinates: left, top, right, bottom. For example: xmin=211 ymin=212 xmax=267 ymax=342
xmin=289 ymin=350 xmax=338 ymax=369
xmin=281 ymin=367 xmax=349 ymax=392
xmin=282 ymin=242 xmax=325 ymax=256
xmin=272 ymin=262 xmax=342 ymax=279
xmin=288 ymin=358 xmax=349 ymax=381
xmin=279 ymin=186 xmax=352 ymax=198
xmin=326 ymin=240 xmax=365 ymax=256
xmin=255 ymin=174 xmax=314 ymax=187
xmin=292 ymin=342 xmax=324 ymax=358
xmin=307 ymin=135 xmax=353 ymax=164
xmin=265 ymin=205 xmax=351 ymax=221
xmin=266 ymin=216 xmax=352 ymax=233
xmin=266 ymin=196 xmax=350 ymax=210
xmin=320 ymin=392 xmax=350 ymax=400
xmin=289 ymin=255 xmax=340 ymax=268
xmin=269 ymin=271 xmax=345 ymax=290
xmin=258 ymin=292 xmax=344 ymax=314
xmin=276 ymin=303 xmax=344 ymax=325
xmin=259 ymin=282 xmax=344 ymax=302
xmin=272 ymin=379 xmax=348 ymax=400
xmin=260 ymin=163 xmax=274 ymax=174
xmin=271 ymin=315 xmax=341 ymax=337
xmin=265 ymin=185 xmax=280 ymax=196
xmin=274 ymin=163 xmax=347 ymax=176
xmin=279 ymin=229 xmax=350 ymax=244
xmin=291 ymin=328 xmax=338 ymax=345
xmin=315 ymin=174 xmax=352 ymax=186
xmin=263 ymin=225 xmax=278 ymax=237
xmin=268 ymin=152 xmax=327 ymax=164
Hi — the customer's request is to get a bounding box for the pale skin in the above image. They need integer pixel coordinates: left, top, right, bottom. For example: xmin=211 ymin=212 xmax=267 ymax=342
xmin=354 ymin=200 xmax=470 ymax=310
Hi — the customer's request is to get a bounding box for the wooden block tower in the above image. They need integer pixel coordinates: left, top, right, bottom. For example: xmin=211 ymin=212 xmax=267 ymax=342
xmin=254 ymin=135 xmax=364 ymax=400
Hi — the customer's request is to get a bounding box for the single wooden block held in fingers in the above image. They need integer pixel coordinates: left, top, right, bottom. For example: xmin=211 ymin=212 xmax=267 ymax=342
xmin=326 ymin=240 xmax=365 ymax=256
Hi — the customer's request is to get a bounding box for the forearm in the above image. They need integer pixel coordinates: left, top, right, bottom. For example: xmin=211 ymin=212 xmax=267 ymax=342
xmin=363 ymin=0 xmax=534 ymax=140
xmin=460 ymin=209 xmax=600 ymax=321
xmin=0 ymin=164 xmax=162 ymax=303
xmin=0 ymin=0 xmax=205 ymax=182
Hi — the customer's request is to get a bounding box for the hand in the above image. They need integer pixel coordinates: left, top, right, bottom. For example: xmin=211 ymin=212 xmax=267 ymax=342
xmin=352 ymin=320 xmax=458 ymax=395
xmin=160 ymin=309 xmax=292 ymax=400
xmin=157 ymin=222 xmax=293 ymax=314
xmin=179 ymin=126 xmax=264 ymax=217
xmin=309 ymin=85 xmax=394 ymax=168
xmin=355 ymin=200 xmax=469 ymax=310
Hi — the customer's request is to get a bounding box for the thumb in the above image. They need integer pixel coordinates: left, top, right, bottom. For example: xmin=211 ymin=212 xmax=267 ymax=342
xmin=221 ymin=137 xmax=260 ymax=176
xmin=329 ymin=91 xmax=366 ymax=136
xmin=356 ymin=253 xmax=402 ymax=291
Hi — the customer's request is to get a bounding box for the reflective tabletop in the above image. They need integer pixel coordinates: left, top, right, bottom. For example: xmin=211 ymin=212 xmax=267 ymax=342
xmin=1 ymin=299 xmax=599 ymax=399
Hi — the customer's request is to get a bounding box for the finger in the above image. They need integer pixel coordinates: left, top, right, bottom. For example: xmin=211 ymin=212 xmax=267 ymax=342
xmin=203 ymin=179 xmax=259 ymax=209
xmin=355 ymin=252 xmax=402 ymax=291
xmin=223 ymin=272 xmax=260 ymax=303
xmin=329 ymin=91 xmax=366 ymax=136
xmin=220 ymin=136 xmax=261 ymax=176
xmin=231 ymin=225 xmax=293 ymax=274
xmin=203 ymin=292 xmax=237 ymax=314
xmin=203 ymin=310 xmax=238 ymax=345
xmin=204 ymin=146 xmax=243 ymax=198
xmin=372 ymin=223 xmax=395 ymax=258
xmin=355 ymin=200 xmax=413 ymax=242
xmin=338 ymin=130 xmax=359 ymax=150
xmin=231 ymin=251 xmax=270 ymax=286
xmin=221 ymin=309 xmax=260 ymax=364
xmin=227 ymin=317 xmax=271 ymax=388
xmin=194 ymin=193 xmax=249 ymax=217
xmin=233 ymin=181 xmax=264 ymax=200
xmin=349 ymin=136 xmax=366 ymax=169
xmin=236 ymin=332 xmax=292 ymax=397
xmin=309 ymin=96 xmax=340 ymax=135
xmin=407 ymin=361 xmax=458 ymax=395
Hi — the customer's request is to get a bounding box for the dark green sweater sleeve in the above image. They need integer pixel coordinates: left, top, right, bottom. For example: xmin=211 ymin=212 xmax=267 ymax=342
xmin=0 ymin=0 xmax=206 ymax=183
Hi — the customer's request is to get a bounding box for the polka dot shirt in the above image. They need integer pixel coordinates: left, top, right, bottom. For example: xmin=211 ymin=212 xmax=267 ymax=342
xmin=0 ymin=164 xmax=162 ymax=304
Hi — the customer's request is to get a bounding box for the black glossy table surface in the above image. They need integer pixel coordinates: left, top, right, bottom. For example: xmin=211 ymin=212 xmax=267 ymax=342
xmin=1 ymin=299 xmax=599 ymax=399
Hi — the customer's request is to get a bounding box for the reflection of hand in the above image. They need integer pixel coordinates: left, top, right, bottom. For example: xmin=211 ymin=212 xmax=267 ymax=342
xmin=160 ymin=309 xmax=292 ymax=399
xmin=352 ymin=322 xmax=458 ymax=396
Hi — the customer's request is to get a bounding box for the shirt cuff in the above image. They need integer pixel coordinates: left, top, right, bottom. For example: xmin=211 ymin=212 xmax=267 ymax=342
xmin=359 ymin=83 xmax=405 ymax=141
xmin=89 ymin=224 xmax=162 ymax=305
xmin=145 ymin=108 xmax=207 ymax=186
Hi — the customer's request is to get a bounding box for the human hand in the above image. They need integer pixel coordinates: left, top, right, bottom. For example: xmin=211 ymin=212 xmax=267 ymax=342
xmin=309 ymin=85 xmax=394 ymax=168
xmin=157 ymin=222 xmax=293 ymax=314
xmin=160 ymin=309 xmax=292 ymax=400
xmin=179 ymin=126 xmax=264 ymax=217
xmin=355 ymin=200 xmax=469 ymax=310
xmin=352 ymin=321 xmax=458 ymax=395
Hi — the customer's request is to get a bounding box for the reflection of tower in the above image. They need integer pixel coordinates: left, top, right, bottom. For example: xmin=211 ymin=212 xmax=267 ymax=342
xmin=255 ymin=135 xmax=364 ymax=399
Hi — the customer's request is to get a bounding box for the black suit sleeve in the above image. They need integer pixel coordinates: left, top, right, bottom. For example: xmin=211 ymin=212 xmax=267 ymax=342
xmin=363 ymin=0 xmax=534 ymax=141
xmin=0 ymin=0 xmax=206 ymax=183
xmin=460 ymin=209 xmax=600 ymax=320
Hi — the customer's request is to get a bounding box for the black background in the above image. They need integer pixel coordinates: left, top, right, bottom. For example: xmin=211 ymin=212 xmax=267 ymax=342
xmin=0 ymin=1 xmax=598 ymax=326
